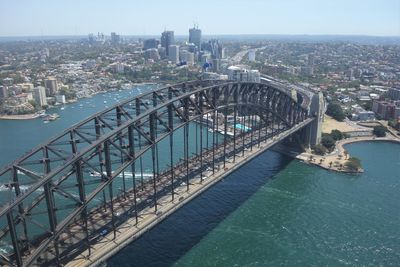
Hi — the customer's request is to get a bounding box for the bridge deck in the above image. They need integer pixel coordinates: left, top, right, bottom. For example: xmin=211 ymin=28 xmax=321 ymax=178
xmin=62 ymin=118 xmax=313 ymax=267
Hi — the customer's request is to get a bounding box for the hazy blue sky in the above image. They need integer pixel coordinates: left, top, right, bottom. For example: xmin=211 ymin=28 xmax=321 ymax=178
xmin=0 ymin=0 xmax=399 ymax=36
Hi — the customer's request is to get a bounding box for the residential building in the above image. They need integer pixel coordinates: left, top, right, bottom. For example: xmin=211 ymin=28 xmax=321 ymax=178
xmin=372 ymin=100 xmax=400 ymax=120
xmin=19 ymin=83 xmax=34 ymax=91
xmin=44 ymin=77 xmax=58 ymax=96
xmin=228 ymin=66 xmax=260 ymax=82
xmin=351 ymin=106 xmax=375 ymax=121
xmin=0 ymin=86 xmax=8 ymax=99
xmin=388 ymin=88 xmax=400 ymax=100
xmin=34 ymin=86 xmax=47 ymax=107
xmin=55 ymin=95 xmax=66 ymax=104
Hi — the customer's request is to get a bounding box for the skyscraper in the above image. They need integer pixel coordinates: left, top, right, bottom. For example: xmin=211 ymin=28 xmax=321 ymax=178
xmin=161 ymin=31 xmax=175 ymax=56
xmin=168 ymin=45 xmax=179 ymax=64
xmin=189 ymin=26 xmax=202 ymax=49
xmin=111 ymin=32 xmax=120 ymax=45
xmin=143 ymin=39 xmax=159 ymax=50
xmin=203 ymin=40 xmax=223 ymax=60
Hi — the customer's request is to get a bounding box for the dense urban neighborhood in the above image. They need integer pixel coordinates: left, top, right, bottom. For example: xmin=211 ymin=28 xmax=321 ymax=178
xmin=0 ymin=30 xmax=399 ymax=133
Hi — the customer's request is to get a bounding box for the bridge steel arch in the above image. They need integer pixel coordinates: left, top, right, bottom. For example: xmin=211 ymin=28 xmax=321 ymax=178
xmin=0 ymin=80 xmax=311 ymax=266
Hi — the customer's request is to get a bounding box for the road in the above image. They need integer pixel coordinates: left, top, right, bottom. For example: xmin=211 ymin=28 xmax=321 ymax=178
xmin=230 ymin=46 xmax=267 ymax=64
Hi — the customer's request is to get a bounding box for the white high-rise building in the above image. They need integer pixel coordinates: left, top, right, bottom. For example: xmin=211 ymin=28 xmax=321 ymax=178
xmin=34 ymin=86 xmax=47 ymax=107
xmin=168 ymin=45 xmax=179 ymax=64
xmin=55 ymin=95 xmax=66 ymax=104
xmin=228 ymin=66 xmax=260 ymax=83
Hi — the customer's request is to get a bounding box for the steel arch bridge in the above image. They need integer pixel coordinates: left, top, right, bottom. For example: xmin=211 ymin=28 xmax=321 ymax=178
xmin=0 ymin=80 xmax=315 ymax=266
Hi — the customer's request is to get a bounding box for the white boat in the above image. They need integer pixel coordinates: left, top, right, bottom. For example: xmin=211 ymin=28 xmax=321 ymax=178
xmin=37 ymin=110 xmax=47 ymax=118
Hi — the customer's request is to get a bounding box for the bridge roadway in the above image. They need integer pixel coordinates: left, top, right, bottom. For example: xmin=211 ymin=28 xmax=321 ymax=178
xmin=58 ymin=118 xmax=314 ymax=267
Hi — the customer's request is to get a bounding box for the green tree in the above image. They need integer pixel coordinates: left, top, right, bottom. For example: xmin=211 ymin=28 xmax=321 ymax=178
xmin=330 ymin=129 xmax=343 ymax=141
xmin=28 ymin=100 xmax=37 ymax=110
xmin=321 ymin=135 xmax=336 ymax=151
xmin=373 ymin=125 xmax=387 ymax=137
xmin=345 ymin=157 xmax=362 ymax=171
xmin=326 ymin=102 xmax=346 ymax=121
xmin=313 ymin=144 xmax=327 ymax=155
xmin=388 ymin=119 xmax=397 ymax=128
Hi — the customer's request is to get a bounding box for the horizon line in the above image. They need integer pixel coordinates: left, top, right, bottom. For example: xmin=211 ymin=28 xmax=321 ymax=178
xmin=0 ymin=33 xmax=399 ymax=38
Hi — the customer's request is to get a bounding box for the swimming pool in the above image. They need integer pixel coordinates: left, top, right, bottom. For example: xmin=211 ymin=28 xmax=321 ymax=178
xmin=234 ymin=124 xmax=251 ymax=132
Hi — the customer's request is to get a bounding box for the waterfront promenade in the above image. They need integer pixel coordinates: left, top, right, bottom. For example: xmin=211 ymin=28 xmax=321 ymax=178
xmin=0 ymin=114 xmax=40 ymax=120
xmin=296 ymin=134 xmax=400 ymax=173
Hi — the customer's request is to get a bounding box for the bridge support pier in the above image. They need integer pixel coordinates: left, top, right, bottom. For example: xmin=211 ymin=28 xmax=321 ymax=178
xmin=303 ymin=92 xmax=323 ymax=147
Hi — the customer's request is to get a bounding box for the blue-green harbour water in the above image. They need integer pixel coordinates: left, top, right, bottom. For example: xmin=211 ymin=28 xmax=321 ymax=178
xmin=105 ymin=141 xmax=400 ymax=266
xmin=0 ymin=85 xmax=399 ymax=266
xmin=172 ymin=141 xmax=400 ymax=266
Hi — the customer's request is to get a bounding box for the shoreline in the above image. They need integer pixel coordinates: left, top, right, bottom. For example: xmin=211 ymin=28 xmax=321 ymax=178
xmin=0 ymin=82 xmax=157 ymax=121
xmin=0 ymin=114 xmax=40 ymax=120
xmin=295 ymin=135 xmax=400 ymax=173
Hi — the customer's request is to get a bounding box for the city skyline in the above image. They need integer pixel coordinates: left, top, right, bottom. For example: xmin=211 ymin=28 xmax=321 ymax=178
xmin=0 ymin=0 xmax=399 ymax=37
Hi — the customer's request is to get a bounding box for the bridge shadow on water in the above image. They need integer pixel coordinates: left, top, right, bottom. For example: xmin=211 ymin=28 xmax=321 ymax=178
xmin=106 ymin=149 xmax=292 ymax=267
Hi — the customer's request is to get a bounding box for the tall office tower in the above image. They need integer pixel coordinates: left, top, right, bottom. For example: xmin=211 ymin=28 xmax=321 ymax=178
xmin=189 ymin=26 xmax=202 ymax=49
xmin=44 ymin=77 xmax=58 ymax=96
xmin=212 ymin=58 xmax=220 ymax=72
xmin=168 ymin=45 xmax=180 ymax=63
xmin=143 ymin=39 xmax=159 ymax=50
xmin=111 ymin=32 xmax=120 ymax=45
xmin=161 ymin=31 xmax=175 ymax=56
xmin=158 ymin=47 xmax=167 ymax=59
xmin=88 ymin=33 xmax=95 ymax=44
xmin=206 ymin=39 xmax=223 ymax=59
xmin=34 ymin=86 xmax=47 ymax=107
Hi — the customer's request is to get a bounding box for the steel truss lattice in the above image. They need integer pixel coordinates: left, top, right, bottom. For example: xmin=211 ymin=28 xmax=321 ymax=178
xmin=0 ymin=80 xmax=312 ymax=266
